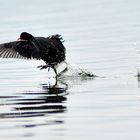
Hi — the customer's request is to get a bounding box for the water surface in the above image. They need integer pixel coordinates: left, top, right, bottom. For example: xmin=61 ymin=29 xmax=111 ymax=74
xmin=0 ymin=0 xmax=140 ymax=140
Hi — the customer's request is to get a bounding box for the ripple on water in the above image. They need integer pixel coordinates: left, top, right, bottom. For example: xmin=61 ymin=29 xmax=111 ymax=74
xmin=0 ymin=82 xmax=68 ymax=138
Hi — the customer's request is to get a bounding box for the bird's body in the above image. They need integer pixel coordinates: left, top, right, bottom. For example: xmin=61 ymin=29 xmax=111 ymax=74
xmin=0 ymin=32 xmax=66 ymax=76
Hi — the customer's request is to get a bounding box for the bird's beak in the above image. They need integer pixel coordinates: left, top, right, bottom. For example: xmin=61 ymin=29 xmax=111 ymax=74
xmin=17 ymin=37 xmax=21 ymax=41
xmin=17 ymin=37 xmax=26 ymax=41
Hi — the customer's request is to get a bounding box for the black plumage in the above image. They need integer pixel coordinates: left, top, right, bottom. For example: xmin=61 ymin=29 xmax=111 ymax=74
xmin=0 ymin=32 xmax=66 ymax=76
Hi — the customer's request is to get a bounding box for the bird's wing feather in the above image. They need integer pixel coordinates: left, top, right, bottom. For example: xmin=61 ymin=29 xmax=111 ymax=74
xmin=0 ymin=41 xmax=40 ymax=59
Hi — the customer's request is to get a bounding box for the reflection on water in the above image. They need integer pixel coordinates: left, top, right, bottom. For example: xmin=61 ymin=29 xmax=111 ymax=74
xmin=0 ymin=76 xmax=94 ymax=139
xmin=0 ymin=81 xmax=68 ymax=124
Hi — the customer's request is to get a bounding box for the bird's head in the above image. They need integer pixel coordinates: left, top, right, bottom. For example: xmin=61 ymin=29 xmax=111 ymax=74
xmin=17 ymin=32 xmax=35 ymax=41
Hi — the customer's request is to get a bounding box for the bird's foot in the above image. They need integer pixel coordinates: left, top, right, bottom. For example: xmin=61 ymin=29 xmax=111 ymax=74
xmin=37 ymin=64 xmax=51 ymax=71
xmin=37 ymin=64 xmax=58 ymax=79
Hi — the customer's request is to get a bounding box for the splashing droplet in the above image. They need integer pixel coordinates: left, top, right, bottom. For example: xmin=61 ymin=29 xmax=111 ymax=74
xmin=56 ymin=62 xmax=96 ymax=78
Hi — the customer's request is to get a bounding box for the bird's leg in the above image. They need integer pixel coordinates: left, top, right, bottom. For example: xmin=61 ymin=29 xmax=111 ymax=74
xmin=38 ymin=64 xmax=57 ymax=74
xmin=52 ymin=67 xmax=58 ymax=82
xmin=37 ymin=64 xmax=58 ymax=81
xmin=53 ymin=67 xmax=57 ymax=76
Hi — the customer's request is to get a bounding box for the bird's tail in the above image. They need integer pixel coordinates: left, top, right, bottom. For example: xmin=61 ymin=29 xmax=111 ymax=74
xmin=49 ymin=34 xmax=65 ymax=43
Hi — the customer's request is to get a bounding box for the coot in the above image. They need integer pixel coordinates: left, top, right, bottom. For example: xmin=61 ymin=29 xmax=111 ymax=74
xmin=0 ymin=32 xmax=66 ymax=76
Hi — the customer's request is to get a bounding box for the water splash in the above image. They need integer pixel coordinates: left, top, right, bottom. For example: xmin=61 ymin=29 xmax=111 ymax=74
xmin=56 ymin=62 xmax=96 ymax=78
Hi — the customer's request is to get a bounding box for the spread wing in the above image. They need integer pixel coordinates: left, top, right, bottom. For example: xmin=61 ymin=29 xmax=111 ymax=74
xmin=0 ymin=40 xmax=41 ymax=59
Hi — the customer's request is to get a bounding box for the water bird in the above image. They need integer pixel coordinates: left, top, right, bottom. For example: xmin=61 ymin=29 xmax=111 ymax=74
xmin=0 ymin=32 xmax=66 ymax=77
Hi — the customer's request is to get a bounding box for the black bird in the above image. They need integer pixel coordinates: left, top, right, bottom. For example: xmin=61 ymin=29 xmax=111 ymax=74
xmin=0 ymin=32 xmax=66 ymax=77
